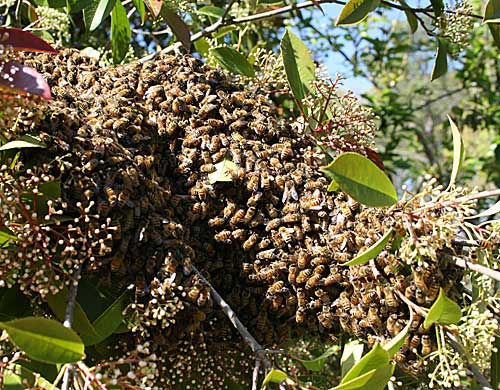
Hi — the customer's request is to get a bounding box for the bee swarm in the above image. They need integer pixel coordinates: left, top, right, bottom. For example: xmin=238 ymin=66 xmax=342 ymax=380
xmin=5 ymin=49 xmax=464 ymax=386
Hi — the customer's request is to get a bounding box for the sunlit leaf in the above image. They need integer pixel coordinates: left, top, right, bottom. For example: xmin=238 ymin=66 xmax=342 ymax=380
xmin=488 ymin=23 xmax=500 ymax=48
xmin=163 ymin=8 xmax=191 ymax=51
xmin=430 ymin=38 xmax=448 ymax=81
xmin=327 ymin=179 xmax=340 ymax=192
xmin=331 ymin=364 xmax=394 ymax=390
xmin=447 ymin=115 xmax=464 ymax=188
xmin=197 ymin=5 xmax=224 ymax=18
xmin=483 ymin=0 xmax=500 ymax=23
xmin=111 ymin=0 xmax=131 ymax=64
xmin=0 ymin=135 xmax=46 ymax=151
xmin=384 ymin=309 xmax=412 ymax=357
xmin=280 ymin=28 xmax=316 ymax=101
xmin=132 ymin=0 xmax=146 ymax=23
xmin=261 ymin=369 xmax=287 ymax=388
xmin=341 ymin=340 xmax=364 ymax=378
xmin=0 ymin=317 xmax=85 ymax=363
xmin=194 ymin=37 xmax=210 ymax=58
xmin=467 ymin=199 xmax=500 ymax=219
xmin=321 ymin=153 xmax=398 ymax=207
xmin=210 ymin=47 xmax=255 ymax=77
xmin=423 ymin=288 xmax=462 ymax=328
xmin=46 ymin=288 xmax=100 ymax=346
xmin=84 ymin=0 xmax=117 ymax=31
xmin=0 ymin=28 xmax=57 ymax=53
xmin=91 ymin=291 xmax=130 ymax=344
xmin=0 ymin=62 xmax=52 ymax=99
xmin=0 ymin=227 xmax=16 ymax=247
xmin=400 ymin=0 xmax=418 ymax=33
xmin=336 ymin=0 xmax=380 ymax=25
xmin=343 ymin=228 xmax=394 ymax=266
xmin=294 ymin=346 xmax=339 ymax=372
xmin=208 ymin=159 xmax=240 ymax=183
xmin=341 ymin=343 xmax=389 ymax=384
xmin=144 ymin=0 xmax=163 ymax=19
xmin=6 ymin=364 xmax=58 ymax=389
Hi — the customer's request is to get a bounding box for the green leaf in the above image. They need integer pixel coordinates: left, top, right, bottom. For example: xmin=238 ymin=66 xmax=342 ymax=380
xmin=210 ymin=47 xmax=255 ymax=77
xmin=335 ymin=0 xmax=380 ymax=25
xmin=343 ymin=228 xmax=394 ymax=266
xmin=0 ymin=317 xmax=85 ymax=364
xmin=295 ymin=346 xmax=339 ymax=372
xmin=321 ymin=152 xmax=398 ymax=207
xmin=111 ymin=0 xmax=131 ymax=64
xmin=327 ymin=179 xmax=340 ymax=192
xmin=400 ymin=0 xmax=418 ymax=32
xmin=46 ymin=288 xmax=100 ymax=346
xmin=132 ymin=0 xmax=146 ymax=23
xmin=3 ymin=372 xmax=24 ymax=390
xmin=466 ymin=199 xmax=500 ymax=219
xmin=447 ymin=115 xmax=464 ymax=188
xmin=39 ymin=179 xmax=61 ymax=199
xmin=0 ymin=286 xmax=31 ymax=321
xmin=163 ymin=8 xmax=191 ymax=51
xmin=383 ymin=309 xmax=412 ymax=357
xmin=6 ymin=364 xmax=58 ymax=389
xmin=208 ymin=159 xmax=240 ymax=183
xmin=341 ymin=340 xmax=364 ymax=378
xmin=194 ymin=37 xmax=210 ymax=58
xmin=91 ymin=291 xmax=130 ymax=344
xmin=197 ymin=5 xmax=224 ymax=18
xmin=261 ymin=369 xmax=287 ymax=388
xmin=67 ymin=0 xmax=92 ymax=14
xmin=0 ymin=227 xmax=16 ymax=247
xmin=331 ymin=364 xmax=394 ymax=390
xmin=488 ymin=23 xmax=500 ymax=48
xmin=430 ymin=0 xmax=444 ymax=15
xmin=491 ymin=336 xmax=500 ymax=389
xmin=280 ymin=28 xmax=316 ymax=101
xmin=423 ymin=288 xmax=462 ymax=329
xmin=430 ymin=38 xmax=448 ymax=81
xmin=0 ymin=135 xmax=46 ymax=151
xmin=483 ymin=0 xmax=500 ymax=23
xmin=341 ymin=343 xmax=389 ymax=384
xmin=84 ymin=0 xmax=117 ymax=31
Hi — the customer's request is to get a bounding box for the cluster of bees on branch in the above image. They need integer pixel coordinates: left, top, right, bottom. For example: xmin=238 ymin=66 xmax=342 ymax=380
xmin=17 ymin=49 xmax=464 ymax=385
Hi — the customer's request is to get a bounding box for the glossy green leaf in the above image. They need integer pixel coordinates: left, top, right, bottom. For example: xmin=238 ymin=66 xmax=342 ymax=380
xmin=483 ymin=0 xmax=500 ymax=23
xmin=92 ymin=291 xmax=130 ymax=344
xmin=430 ymin=0 xmax=444 ymax=15
xmin=163 ymin=8 xmax=191 ymax=51
xmin=0 ymin=227 xmax=16 ymax=247
xmin=0 ymin=317 xmax=85 ymax=363
xmin=341 ymin=340 xmax=364 ymax=378
xmin=132 ymin=0 xmax=146 ymax=23
xmin=210 ymin=47 xmax=255 ymax=77
xmin=336 ymin=0 xmax=380 ymax=25
xmin=488 ymin=22 xmax=500 ymax=48
xmin=296 ymin=346 xmax=339 ymax=372
xmin=400 ymin=0 xmax=418 ymax=32
xmin=0 ymin=286 xmax=31 ymax=321
xmin=341 ymin=343 xmax=389 ymax=384
xmin=280 ymin=28 xmax=316 ymax=101
xmin=384 ymin=309 xmax=412 ymax=357
xmin=194 ymin=37 xmax=210 ymax=58
xmin=111 ymin=0 xmax=131 ymax=64
xmin=331 ymin=364 xmax=394 ymax=390
xmin=197 ymin=5 xmax=224 ymax=18
xmin=208 ymin=159 xmax=240 ymax=183
xmin=46 ymin=288 xmax=100 ymax=346
xmin=67 ymin=0 xmax=92 ymax=14
xmin=6 ymin=364 xmax=58 ymax=389
xmin=447 ymin=115 xmax=464 ymax=188
xmin=0 ymin=135 xmax=46 ymax=151
xmin=261 ymin=368 xmax=287 ymax=388
xmin=343 ymin=228 xmax=394 ymax=266
xmin=327 ymin=179 xmax=339 ymax=192
xmin=3 ymin=372 xmax=24 ymax=390
xmin=423 ymin=288 xmax=462 ymax=328
xmin=84 ymin=0 xmax=116 ymax=31
xmin=491 ymin=336 xmax=500 ymax=389
xmin=321 ymin=152 xmax=398 ymax=207
xmin=39 ymin=179 xmax=61 ymax=199
xmin=466 ymin=199 xmax=500 ymax=220
xmin=430 ymin=38 xmax=448 ymax=81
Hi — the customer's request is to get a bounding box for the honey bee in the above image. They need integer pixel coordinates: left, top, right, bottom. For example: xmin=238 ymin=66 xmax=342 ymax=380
xmin=301 ymin=215 xmax=312 ymax=232
xmin=295 ymin=307 xmax=306 ymax=324
xmin=265 ymin=218 xmax=282 ymax=232
xmin=231 ymin=132 xmax=244 ymax=143
xmin=199 ymin=103 xmax=217 ymax=118
xmin=317 ymin=309 xmax=335 ymax=329
xmin=425 ymin=278 xmax=440 ymax=304
xmin=117 ymin=190 xmax=130 ymax=207
xmin=256 ymin=312 xmax=267 ymax=332
xmin=306 ymin=274 xmax=322 ymax=290
xmin=230 ymin=147 xmax=242 ymax=165
xmin=197 ymin=289 xmax=210 ymax=307
xmin=208 ymin=216 xmax=226 ymax=227
xmin=311 ymin=256 xmax=328 ymax=267
xmin=405 ymin=285 xmax=416 ymax=300
xmin=244 ymin=206 xmax=256 ymax=223
xmin=410 ymin=335 xmax=421 ymax=351
xmin=279 ymin=226 xmax=293 ymax=244
xmin=351 ymin=319 xmax=364 ymax=337
xmin=246 ymin=174 xmax=259 ymax=192
xmin=207 ymin=118 xmax=223 ymax=128
xmin=242 ymin=233 xmax=258 ymax=251
xmin=260 ymin=171 xmax=272 ymax=190
xmin=314 ymin=265 xmax=326 ymax=275
xmin=230 ymin=208 xmax=245 ymax=225
xmin=297 ymin=250 xmax=310 ymax=269
xmin=83 ymin=158 xmax=100 ymax=173
xmin=242 ymin=262 xmax=253 ymax=274
xmin=258 ymin=267 xmax=275 ymax=281
xmin=367 ymin=305 xmax=382 ymax=329
xmin=282 ymin=180 xmax=298 ymax=203
xmin=268 ymin=281 xmax=285 ymax=295
xmin=232 ymin=228 xmax=246 ymax=240
xmin=421 ymin=335 xmax=432 ymax=355
xmin=296 ymin=269 xmax=312 ymax=284
xmin=229 ymin=119 xmax=248 ymax=131
xmin=104 ymin=186 xmax=117 ymax=207
xmin=339 ymin=313 xmax=351 ymax=333
xmin=413 ymin=267 xmax=428 ymax=293
xmin=256 ymin=249 xmax=275 ymax=260
xmin=415 ymin=287 xmax=425 ymax=305
xmin=214 ymin=230 xmax=232 ymax=243
xmin=255 ymin=237 xmax=270 ymax=250
xmin=200 ymin=163 xmax=216 ymax=173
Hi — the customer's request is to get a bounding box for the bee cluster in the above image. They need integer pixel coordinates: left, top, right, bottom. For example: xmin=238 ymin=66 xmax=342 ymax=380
xmin=12 ymin=49 xmax=464 ymax=384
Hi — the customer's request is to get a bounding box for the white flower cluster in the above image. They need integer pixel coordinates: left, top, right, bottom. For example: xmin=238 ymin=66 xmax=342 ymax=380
xmin=33 ymin=6 xmax=71 ymax=44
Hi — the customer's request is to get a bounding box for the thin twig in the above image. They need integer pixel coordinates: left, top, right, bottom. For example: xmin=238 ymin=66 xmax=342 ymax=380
xmin=457 ymin=189 xmax=500 ymax=203
xmin=191 ymin=265 xmax=277 ymax=390
xmin=395 ymin=290 xmax=428 ymax=317
xmin=445 ymin=331 xmax=493 ymax=389
xmin=449 ymin=256 xmax=500 ymax=282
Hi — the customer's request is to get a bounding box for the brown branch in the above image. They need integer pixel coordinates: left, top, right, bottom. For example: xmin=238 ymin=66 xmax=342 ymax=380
xmin=449 ymin=256 xmax=500 ymax=282
xmin=413 ymin=88 xmax=465 ymax=111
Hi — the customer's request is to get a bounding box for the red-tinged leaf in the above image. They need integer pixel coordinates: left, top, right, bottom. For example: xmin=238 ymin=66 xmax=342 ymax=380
xmin=163 ymin=8 xmax=191 ymax=51
xmin=144 ymin=0 xmax=163 ymax=19
xmin=0 ymin=28 xmax=57 ymax=53
xmin=0 ymin=62 xmax=51 ymax=99
xmin=363 ymin=146 xmax=385 ymax=171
